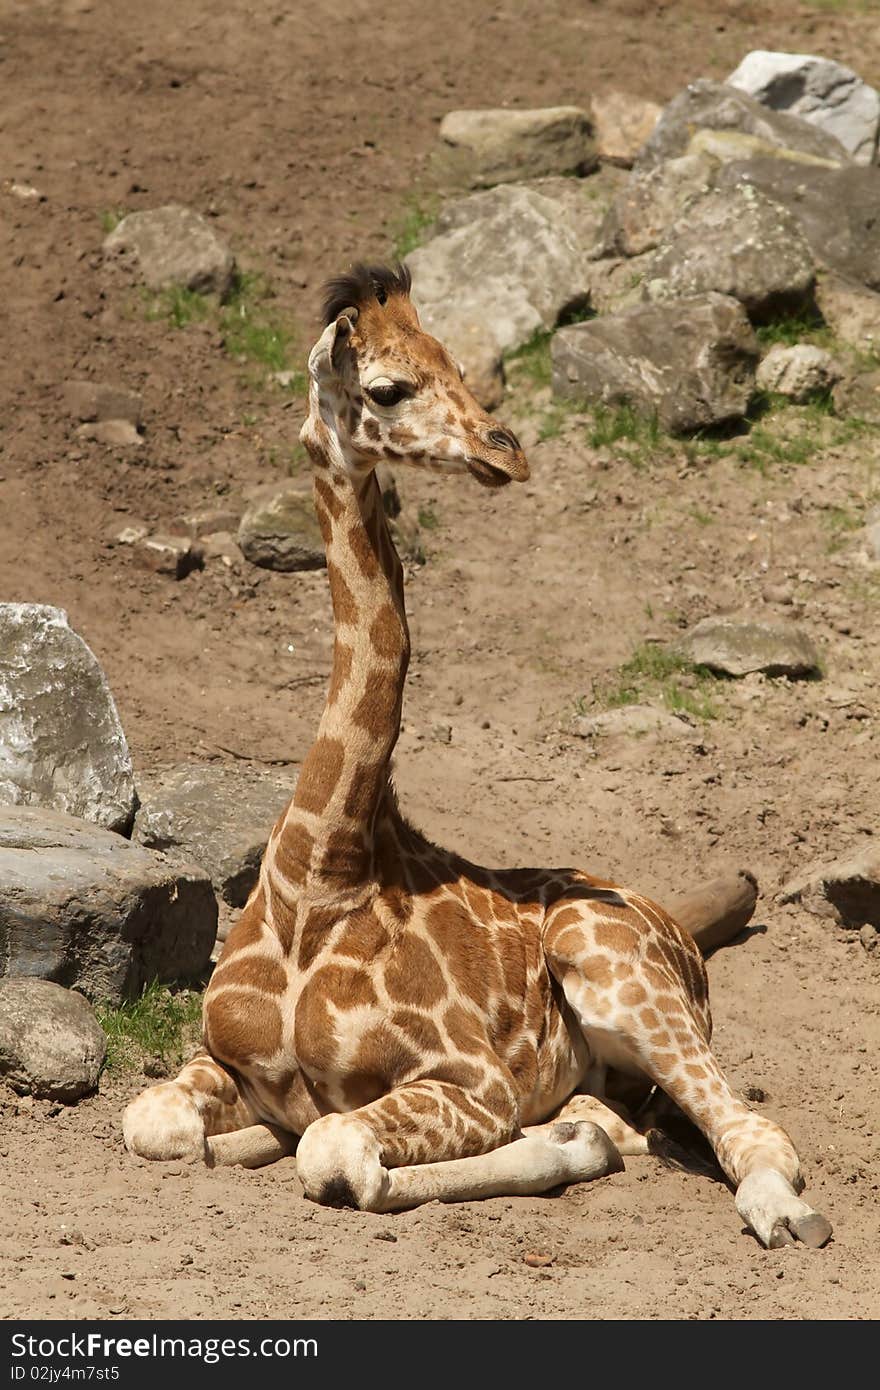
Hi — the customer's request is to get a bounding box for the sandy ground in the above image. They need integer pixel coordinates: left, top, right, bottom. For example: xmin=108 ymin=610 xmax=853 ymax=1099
xmin=2 ymin=0 xmax=880 ymax=1321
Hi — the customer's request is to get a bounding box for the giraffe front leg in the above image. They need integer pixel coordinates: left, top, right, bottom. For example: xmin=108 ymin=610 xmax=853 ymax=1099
xmin=123 ymin=1052 xmax=256 ymax=1162
xmin=295 ymin=1080 xmax=623 ymax=1213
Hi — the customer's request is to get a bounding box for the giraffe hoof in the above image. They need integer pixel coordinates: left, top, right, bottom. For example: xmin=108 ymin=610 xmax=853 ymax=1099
xmin=789 ymin=1211 xmax=833 ymax=1249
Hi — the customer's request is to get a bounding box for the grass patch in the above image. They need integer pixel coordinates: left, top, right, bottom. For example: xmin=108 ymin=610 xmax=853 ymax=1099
xmin=588 ymin=404 xmax=661 ymax=453
xmin=599 ymin=641 xmax=720 ymax=721
xmin=756 ymin=308 xmax=830 ymax=350
xmin=822 ymin=503 xmax=864 ymax=553
xmin=97 ymin=982 xmax=204 ymax=1074
xmin=144 ymin=268 xmax=304 ymax=386
xmin=144 ymin=285 xmax=212 ymax=330
xmin=417 ymin=504 xmax=440 ymax=530
xmin=389 ymin=194 xmax=439 ymax=260
xmin=504 ymin=330 xmax=554 ymax=390
xmin=100 ymin=208 xmax=128 ymax=235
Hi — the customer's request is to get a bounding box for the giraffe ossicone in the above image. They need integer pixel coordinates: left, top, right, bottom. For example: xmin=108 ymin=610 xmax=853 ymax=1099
xmin=122 ymin=264 xmax=831 ymax=1251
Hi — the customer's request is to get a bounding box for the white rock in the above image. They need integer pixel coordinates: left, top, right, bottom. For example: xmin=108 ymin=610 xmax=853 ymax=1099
xmin=438 ymin=107 xmax=597 ymax=187
xmin=727 ymin=51 xmax=880 ymax=165
xmin=103 ymin=205 xmax=236 ymax=298
xmin=571 ymin=704 xmax=696 ymax=739
xmin=0 ymin=605 xmax=136 ymax=833
xmin=756 ymin=344 xmax=842 ymax=402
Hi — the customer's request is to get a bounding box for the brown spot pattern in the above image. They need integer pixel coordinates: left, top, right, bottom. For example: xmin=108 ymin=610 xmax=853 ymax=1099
xmin=294 ymin=737 xmax=345 ymax=816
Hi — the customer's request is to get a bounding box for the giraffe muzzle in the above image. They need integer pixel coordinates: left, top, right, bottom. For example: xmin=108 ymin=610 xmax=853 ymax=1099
xmin=466 ymin=427 xmax=530 ymax=488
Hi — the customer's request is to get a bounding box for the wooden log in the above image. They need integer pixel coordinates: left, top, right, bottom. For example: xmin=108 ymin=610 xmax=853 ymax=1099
xmin=668 ymin=869 xmax=758 ymax=955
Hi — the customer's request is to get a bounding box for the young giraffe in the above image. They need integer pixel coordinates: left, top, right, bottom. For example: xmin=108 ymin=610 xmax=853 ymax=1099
xmin=123 ymin=264 xmax=831 ymax=1249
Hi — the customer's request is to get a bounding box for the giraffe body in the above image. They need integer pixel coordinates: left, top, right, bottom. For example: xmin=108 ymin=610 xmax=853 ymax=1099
xmin=123 ymin=266 xmax=831 ymax=1249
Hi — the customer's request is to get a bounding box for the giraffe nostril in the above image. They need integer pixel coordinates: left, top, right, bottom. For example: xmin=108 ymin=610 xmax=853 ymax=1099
xmin=487 ymin=427 xmax=521 ymax=452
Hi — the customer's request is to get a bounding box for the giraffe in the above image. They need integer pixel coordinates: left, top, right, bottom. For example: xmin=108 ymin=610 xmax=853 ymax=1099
xmin=123 ymin=264 xmax=831 ymax=1250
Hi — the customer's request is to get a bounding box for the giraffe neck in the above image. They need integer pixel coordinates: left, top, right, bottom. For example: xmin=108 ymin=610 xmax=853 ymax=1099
xmin=279 ymin=420 xmax=409 ymax=896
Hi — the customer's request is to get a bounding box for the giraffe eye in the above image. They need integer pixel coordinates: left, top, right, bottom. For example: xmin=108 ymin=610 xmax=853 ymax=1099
xmin=367 ymin=382 xmax=407 ymax=408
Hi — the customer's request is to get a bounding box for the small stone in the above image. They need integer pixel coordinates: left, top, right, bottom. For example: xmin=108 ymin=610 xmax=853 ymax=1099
xmin=237 ymin=487 xmax=325 ymax=572
xmin=431 ymin=724 xmax=453 ymax=744
xmin=170 ymin=507 xmax=242 ymax=540
xmin=571 ymin=704 xmax=696 ymax=740
xmin=743 ymin=1084 xmax=767 ymax=1103
xmin=780 ymin=847 xmax=880 ymax=929
xmin=756 ymin=344 xmax=841 ymax=401
xmin=103 ymin=205 xmax=236 ymax=299
xmin=8 ymin=181 xmax=45 ymax=201
xmin=523 ymin=1251 xmax=554 ymax=1268
xmin=373 ymin=1230 xmax=398 ymax=1242
xmin=858 ymin=924 xmax=878 ymax=954
xmin=680 ymin=618 xmax=821 ymax=678
xmin=0 ymin=979 xmax=106 ymax=1102
xmin=63 ymin=381 xmax=143 ymax=426
xmin=133 ymin=534 xmax=204 ymax=580
xmin=76 ymin=420 xmax=143 ymax=447
xmin=114 ymin=524 xmax=150 ymax=546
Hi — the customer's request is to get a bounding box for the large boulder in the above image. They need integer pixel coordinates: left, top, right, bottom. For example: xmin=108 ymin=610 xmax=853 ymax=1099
xmin=437 ymin=107 xmax=597 ymax=188
xmin=103 ymin=205 xmax=236 ymax=299
xmin=0 ymin=978 xmax=106 ymax=1101
xmin=598 ymin=151 xmax=717 ymax=258
xmin=408 ymin=180 xmax=609 ymax=391
xmin=0 ymin=807 xmax=217 ymax=1004
xmin=714 ymin=159 xmax=880 ymax=291
xmin=727 ymin=52 xmax=880 ymax=166
xmin=680 ymin=618 xmax=821 ymax=678
xmin=237 ymin=487 xmax=325 ymax=572
xmin=636 ymin=79 xmax=851 ymax=170
xmin=551 ymin=293 xmax=758 ymax=435
xmin=641 ymin=184 xmax=816 ymax=321
xmin=0 ymin=605 xmax=136 ymax=834
xmin=133 ymin=762 xmax=294 ymax=907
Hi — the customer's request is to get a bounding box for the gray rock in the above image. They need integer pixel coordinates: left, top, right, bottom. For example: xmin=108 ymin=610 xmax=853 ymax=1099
xmin=0 ymin=605 xmax=136 ymax=834
xmin=551 ymin=293 xmax=758 ymax=435
xmin=408 ymin=180 xmax=612 ymax=390
xmin=636 ymin=79 xmax=851 ymax=171
xmin=584 ymin=254 xmax=654 ymax=316
xmin=437 ymin=107 xmax=597 ymax=188
xmin=859 ymin=923 xmax=879 ymax=954
xmin=755 ymin=344 xmax=842 ymax=401
xmin=681 ymin=617 xmax=821 ymax=678
xmin=133 ymin=762 xmax=294 ymax=907
xmin=63 ymin=381 xmax=143 ymax=426
xmin=0 ymin=806 xmax=216 ymax=1003
xmin=642 ymin=184 xmax=815 ymax=321
xmin=237 ymin=487 xmax=325 ymax=572
xmin=571 ymin=704 xmax=696 ymax=739
xmin=103 ymin=205 xmax=236 ymax=299
xmin=727 ymin=51 xmax=880 ymax=165
xmin=591 ymin=92 xmax=661 ymax=168
xmin=833 ymin=369 xmax=880 ymax=424
xmin=780 ymin=846 xmax=880 ymax=928
xmin=599 ymin=151 xmax=717 ymax=258
xmin=815 ymin=272 xmax=880 ymax=354
xmin=714 ymin=159 xmax=880 ymax=291
xmin=0 ymin=978 xmax=106 ymax=1101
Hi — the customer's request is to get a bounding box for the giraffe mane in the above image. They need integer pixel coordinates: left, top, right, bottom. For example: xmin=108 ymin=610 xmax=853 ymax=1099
xmin=320 ymin=262 xmax=412 ymax=327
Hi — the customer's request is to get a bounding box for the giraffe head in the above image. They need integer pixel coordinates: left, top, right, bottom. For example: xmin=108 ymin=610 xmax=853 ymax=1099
xmin=301 ymin=263 xmax=529 ymax=489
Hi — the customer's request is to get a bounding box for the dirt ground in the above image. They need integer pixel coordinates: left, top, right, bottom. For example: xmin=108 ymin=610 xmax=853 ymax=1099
xmin=2 ymin=0 xmax=880 ymax=1322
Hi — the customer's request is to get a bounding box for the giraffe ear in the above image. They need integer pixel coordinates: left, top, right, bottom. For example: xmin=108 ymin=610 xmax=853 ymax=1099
xmin=308 ymin=307 xmax=360 ymax=382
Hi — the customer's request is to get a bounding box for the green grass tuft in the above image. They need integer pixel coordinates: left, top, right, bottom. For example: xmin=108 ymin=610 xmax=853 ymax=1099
xmin=390 ymin=194 xmax=439 ymax=260
xmin=504 ymin=330 xmax=554 ymax=390
xmin=599 ymin=642 xmax=720 ymax=721
xmin=144 ymin=285 xmax=212 ymax=330
xmin=588 ymin=404 xmax=661 ymax=451
xmin=100 ymin=208 xmax=128 ymax=235
xmin=417 ymin=504 xmax=440 ymax=531
xmin=96 ymin=982 xmax=204 ymax=1074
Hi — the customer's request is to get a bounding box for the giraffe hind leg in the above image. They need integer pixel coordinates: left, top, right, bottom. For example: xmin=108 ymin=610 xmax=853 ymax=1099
xmin=544 ymin=894 xmax=832 ymax=1248
xmin=123 ymin=1052 xmax=257 ymax=1162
